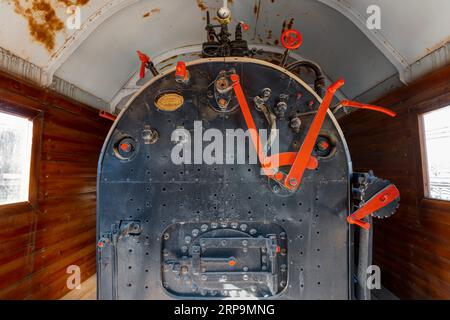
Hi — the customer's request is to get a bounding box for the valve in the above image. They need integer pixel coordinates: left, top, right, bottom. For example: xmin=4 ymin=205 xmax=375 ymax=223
xmin=281 ymin=29 xmax=303 ymax=50
xmin=136 ymin=50 xmax=159 ymax=78
xmin=240 ymin=21 xmax=250 ymax=31
xmin=175 ymin=61 xmax=190 ymax=84
xmin=280 ymin=29 xmax=303 ymax=67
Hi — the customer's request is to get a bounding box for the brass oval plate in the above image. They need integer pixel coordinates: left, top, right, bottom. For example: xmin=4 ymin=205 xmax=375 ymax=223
xmin=155 ymin=92 xmax=184 ymax=111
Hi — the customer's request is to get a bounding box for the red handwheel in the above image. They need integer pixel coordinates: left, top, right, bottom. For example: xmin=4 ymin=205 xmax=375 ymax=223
xmin=281 ymin=29 xmax=303 ymax=50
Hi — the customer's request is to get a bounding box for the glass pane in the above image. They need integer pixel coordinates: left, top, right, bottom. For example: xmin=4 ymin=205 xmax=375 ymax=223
xmin=0 ymin=112 xmax=33 ymax=205
xmin=422 ymin=105 xmax=450 ymax=201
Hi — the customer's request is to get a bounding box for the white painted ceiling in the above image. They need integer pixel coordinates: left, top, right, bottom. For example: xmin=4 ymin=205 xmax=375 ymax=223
xmin=0 ymin=0 xmax=449 ymax=112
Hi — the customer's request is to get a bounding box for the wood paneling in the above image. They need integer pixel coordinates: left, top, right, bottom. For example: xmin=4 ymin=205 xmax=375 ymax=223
xmin=340 ymin=64 xmax=450 ymax=299
xmin=0 ymin=71 xmax=111 ymax=299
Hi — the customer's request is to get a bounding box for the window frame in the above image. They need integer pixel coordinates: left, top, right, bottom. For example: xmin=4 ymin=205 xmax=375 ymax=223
xmin=0 ymin=99 xmax=42 ymax=214
xmin=417 ymin=102 xmax=450 ymax=204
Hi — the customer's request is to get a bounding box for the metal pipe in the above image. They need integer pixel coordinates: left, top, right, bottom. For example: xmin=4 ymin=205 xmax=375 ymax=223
xmin=286 ymin=60 xmax=327 ymax=97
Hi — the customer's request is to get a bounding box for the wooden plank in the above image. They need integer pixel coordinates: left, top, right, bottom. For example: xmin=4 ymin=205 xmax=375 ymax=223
xmin=341 ymin=63 xmax=450 ymax=299
xmin=0 ymin=70 xmax=110 ymax=299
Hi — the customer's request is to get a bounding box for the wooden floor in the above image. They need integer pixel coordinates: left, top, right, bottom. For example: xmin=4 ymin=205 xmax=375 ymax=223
xmin=60 ymin=274 xmax=398 ymax=300
xmin=60 ymin=275 xmax=96 ymax=300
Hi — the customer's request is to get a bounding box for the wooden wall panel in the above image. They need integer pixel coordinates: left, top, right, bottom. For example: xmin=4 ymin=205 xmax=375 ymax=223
xmin=0 ymin=71 xmax=111 ymax=299
xmin=340 ymin=64 xmax=450 ymax=299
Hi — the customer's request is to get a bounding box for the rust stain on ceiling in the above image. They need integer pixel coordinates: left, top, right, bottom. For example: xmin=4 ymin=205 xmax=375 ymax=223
xmin=143 ymin=8 xmax=161 ymax=18
xmin=8 ymin=0 xmax=90 ymax=52
xmin=57 ymin=0 xmax=89 ymax=5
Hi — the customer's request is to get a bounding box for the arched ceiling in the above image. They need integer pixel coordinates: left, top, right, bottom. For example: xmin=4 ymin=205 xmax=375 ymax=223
xmin=1 ymin=0 xmax=449 ymax=112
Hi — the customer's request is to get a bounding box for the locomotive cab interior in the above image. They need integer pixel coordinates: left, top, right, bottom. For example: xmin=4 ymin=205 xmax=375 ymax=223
xmin=0 ymin=0 xmax=449 ymax=303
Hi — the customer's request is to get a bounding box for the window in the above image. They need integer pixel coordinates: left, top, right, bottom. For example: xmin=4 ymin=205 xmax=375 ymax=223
xmin=419 ymin=105 xmax=450 ymax=201
xmin=0 ymin=111 xmax=33 ymax=205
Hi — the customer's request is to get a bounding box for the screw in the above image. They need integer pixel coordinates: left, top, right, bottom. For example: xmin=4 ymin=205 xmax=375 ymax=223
xmin=201 ymin=275 xmax=208 ymax=281
xmin=289 ymin=178 xmax=298 ymax=187
xmin=243 ymin=266 xmax=249 ymax=272
xmin=181 ymin=266 xmax=189 ymax=274
xmin=211 ymin=222 xmax=218 ymax=229
xmin=243 ymin=275 xmax=249 ymax=281
xmin=181 ymin=246 xmax=188 ymax=253
xmin=261 ymin=88 xmax=272 ymax=99
xmin=163 ymin=233 xmax=170 ymax=240
xmin=200 ymin=224 xmax=208 ymax=232
xmin=240 ymin=224 xmax=248 ymax=231
xmin=184 ymin=236 xmax=192 ymax=244
xmin=250 ymin=229 xmax=257 ymax=235
xmin=192 ymin=246 xmax=200 ymax=253
xmin=242 ymin=240 xmax=248 ymax=246
xmin=290 ymin=117 xmax=302 ymax=133
xmin=231 ymin=222 xmax=238 ymax=229
xmin=281 ymin=264 xmax=287 ymax=272
xmin=192 ymin=229 xmax=199 ymax=237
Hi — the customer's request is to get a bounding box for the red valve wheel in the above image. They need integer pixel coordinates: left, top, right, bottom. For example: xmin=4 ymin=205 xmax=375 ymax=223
xmin=281 ymin=29 xmax=303 ymax=50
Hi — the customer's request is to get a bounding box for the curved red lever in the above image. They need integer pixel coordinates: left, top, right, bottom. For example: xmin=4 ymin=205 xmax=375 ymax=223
xmin=284 ymin=79 xmax=345 ymax=190
xmin=281 ymin=29 xmax=303 ymax=50
xmin=347 ymin=184 xmax=400 ymax=230
xmin=338 ymin=100 xmax=396 ymax=117
xmin=137 ymin=50 xmax=150 ymax=79
xmin=231 ymin=73 xmax=319 ymax=180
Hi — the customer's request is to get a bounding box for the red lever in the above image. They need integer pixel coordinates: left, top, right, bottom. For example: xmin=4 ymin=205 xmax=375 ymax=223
xmin=284 ymin=79 xmax=345 ymax=190
xmin=137 ymin=50 xmax=150 ymax=79
xmin=231 ymin=74 xmax=318 ymax=178
xmin=281 ymin=29 xmax=303 ymax=50
xmin=231 ymin=73 xmax=273 ymax=176
xmin=338 ymin=100 xmax=397 ymax=117
xmin=347 ymin=184 xmax=400 ymax=230
xmin=99 ymin=110 xmax=117 ymax=121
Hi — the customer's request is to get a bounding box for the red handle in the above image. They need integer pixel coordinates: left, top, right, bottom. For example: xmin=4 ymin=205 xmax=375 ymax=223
xmin=175 ymin=61 xmax=189 ymax=82
xmin=283 ymin=79 xmax=345 ymax=190
xmin=231 ymin=74 xmax=273 ymax=176
xmin=347 ymin=184 xmax=400 ymax=230
xmin=281 ymin=29 xmax=303 ymax=50
xmin=99 ymin=110 xmax=117 ymax=121
xmin=231 ymin=73 xmax=319 ymax=179
xmin=137 ymin=50 xmax=150 ymax=79
xmin=340 ymin=100 xmax=397 ymax=117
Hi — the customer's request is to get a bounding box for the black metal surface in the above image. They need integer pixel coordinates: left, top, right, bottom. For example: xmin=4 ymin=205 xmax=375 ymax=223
xmin=97 ymin=58 xmax=353 ymax=300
